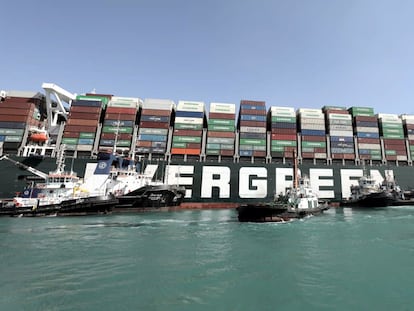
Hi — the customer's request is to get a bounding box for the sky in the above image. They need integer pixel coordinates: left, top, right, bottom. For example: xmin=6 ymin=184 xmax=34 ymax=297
xmin=1 ymin=0 xmax=414 ymax=114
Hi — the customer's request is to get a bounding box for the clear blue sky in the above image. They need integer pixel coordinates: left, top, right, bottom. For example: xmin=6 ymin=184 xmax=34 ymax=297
xmin=1 ymin=0 xmax=414 ymax=114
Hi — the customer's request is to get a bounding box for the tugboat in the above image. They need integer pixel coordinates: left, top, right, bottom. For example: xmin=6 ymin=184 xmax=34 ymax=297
xmin=340 ymin=171 xmax=396 ymax=208
xmin=0 ymin=147 xmax=117 ymax=217
xmin=237 ymin=152 xmax=329 ymax=222
xmin=82 ymin=151 xmax=186 ymax=212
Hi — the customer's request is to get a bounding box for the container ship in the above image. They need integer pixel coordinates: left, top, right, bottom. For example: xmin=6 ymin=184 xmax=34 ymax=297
xmin=0 ymin=83 xmax=414 ymax=207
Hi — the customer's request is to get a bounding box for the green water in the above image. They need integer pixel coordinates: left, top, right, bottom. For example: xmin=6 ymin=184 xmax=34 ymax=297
xmin=1 ymin=207 xmax=414 ymax=311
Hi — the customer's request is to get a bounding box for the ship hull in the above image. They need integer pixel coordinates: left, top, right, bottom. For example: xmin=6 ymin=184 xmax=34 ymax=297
xmin=2 ymin=156 xmax=414 ymax=206
xmin=0 ymin=195 xmax=117 ymax=217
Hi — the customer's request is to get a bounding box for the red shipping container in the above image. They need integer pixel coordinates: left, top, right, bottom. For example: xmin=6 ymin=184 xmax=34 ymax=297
xmin=140 ymin=121 xmax=169 ymax=129
xmin=0 ymin=115 xmax=29 ymax=122
xmin=64 ymin=125 xmax=97 ymax=132
xmin=208 ymin=112 xmax=235 ymax=120
xmin=271 ymin=128 xmax=297 ymax=135
xmin=141 ymin=109 xmax=171 ymax=117
xmin=207 ymin=131 xmax=235 ymax=138
xmin=105 ymin=107 xmax=137 ymax=115
xmin=357 ymin=138 xmax=380 ymax=144
xmin=301 ymin=135 xmax=326 ymax=142
xmin=253 ymin=151 xmax=266 ymax=157
xmin=67 ymin=119 xmax=95 ymax=126
xmin=136 ymin=140 xmax=152 ymax=147
xmin=63 ymin=132 xmax=80 ymax=138
xmin=301 ymin=152 xmax=315 ymax=158
xmin=105 ymin=113 xmax=136 ymax=121
xmin=354 ymin=116 xmax=378 ymax=122
xmin=220 ymin=149 xmax=234 ymax=156
xmin=238 ymin=120 xmax=266 ymax=128
xmin=240 ymin=109 xmax=267 ymax=116
xmin=271 ymin=134 xmax=296 ymax=141
xmin=186 ymin=143 xmax=201 ymax=149
xmin=173 ymin=129 xmax=202 ymax=137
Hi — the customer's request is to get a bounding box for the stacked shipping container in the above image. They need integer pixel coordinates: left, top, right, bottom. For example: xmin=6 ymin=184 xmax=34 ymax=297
xmin=0 ymin=92 xmax=43 ymax=150
xmin=378 ymin=113 xmax=407 ymax=161
xmin=298 ymin=108 xmax=326 ymax=159
xmin=62 ymin=95 xmax=108 ymax=152
xmin=171 ymin=101 xmax=205 ymax=155
xmin=136 ymin=98 xmax=174 ymax=155
xmin=269 ymin=106 xmax=297 ymax=158
xmin=348 ymin=107 xmax=381 ymax=161
xmin=206 ymin=102 xmax=236 ymax=157
xmin=402 ymin=115 xmax=414 ymax=162
xmin=323 ymin=106 xmax=355 ymax=160
xmin=238 ymin=100 xmax=267 ymax=157
xmin=99 ymin=96 xmax=140 ymax=153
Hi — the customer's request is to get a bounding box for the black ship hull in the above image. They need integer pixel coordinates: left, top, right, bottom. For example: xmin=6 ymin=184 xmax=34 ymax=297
xmin=340 ymin=192 xmax=395 ymax=208
xmin=0 ymin=195 xmax=117 ymax=217
xmin=113 ymin=184 xmax=186 ymax=213
xmin=237 ymin=203 xmax=329 ymax=222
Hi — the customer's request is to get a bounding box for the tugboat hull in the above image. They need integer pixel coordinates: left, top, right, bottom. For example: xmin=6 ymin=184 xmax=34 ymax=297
xmin=0 ymin=195 xmax=117 ymax=217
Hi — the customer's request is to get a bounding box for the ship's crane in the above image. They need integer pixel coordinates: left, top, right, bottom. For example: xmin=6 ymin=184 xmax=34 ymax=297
xmin=0 ymin=155 xmax=48 ymax=180
xmin=41 ymin=83 xmax=76 ymax=130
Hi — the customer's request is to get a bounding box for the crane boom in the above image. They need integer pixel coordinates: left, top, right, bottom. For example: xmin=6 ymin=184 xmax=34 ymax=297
xmin=0 ymin=155 xmax=48 ymax=180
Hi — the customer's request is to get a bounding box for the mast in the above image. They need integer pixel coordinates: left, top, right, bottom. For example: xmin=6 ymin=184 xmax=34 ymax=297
xmin=293 ymin=150 xmax=298 ymax=189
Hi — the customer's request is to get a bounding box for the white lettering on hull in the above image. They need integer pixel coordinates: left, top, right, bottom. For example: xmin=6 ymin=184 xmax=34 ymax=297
xmin=201 ymin=166 xmax=231 ymax=198
xmin=165 ymin=165 xmax=392 ymax=200
xmin=239 ymin=167 xmax=267 ymax=198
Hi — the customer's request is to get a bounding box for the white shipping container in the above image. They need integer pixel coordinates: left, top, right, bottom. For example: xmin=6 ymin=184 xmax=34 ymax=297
xmin=210 ymin=102 xmax=236 ymax=114
xmin=358 ymin=143 xmax=381 ymax=150
xmin=300 ymin=118 xmax=326 ymax=125
xmin=177 ymin=100 xmax=205 ymax=112
xmin=355 ymin=126 xmax=379 ymax=133
xmin=401 ymin=114 xmax=414 ymax=122
xmin=143 ymin=98 xmax=175 ymax=110
xmin=298 ymin=108 xmax=322 ymax=114
xmin=328 ymin=124 xmax=353 ymax=131
xmin=330 ymin=130 xmax=354 ymax=137
xmin=327 ymin=113 xmax=352 ymax=120
xmin=314 ymin=153 xmax=327 ymax=159
xmin=77 ymin=145 xmax=94 ymax=151
xmin=397 ymin=155 xmax=408 ymax=161
xmin=239 ymin=126 xmax=266 ymax=134
xmin=408 ymin=134 xmax=414 ymax=140
xmin=301 ymin=124 xmax=326 ymax=130
xmin=270 ymin=106 xmax=295 ymax=114
xmin=377 ymin=113 xmax=400 ymax=122
xmin=174 ymin=117 xmax=203 ymax=124
xmin=109 ymin=96 xmax=141 ymax=109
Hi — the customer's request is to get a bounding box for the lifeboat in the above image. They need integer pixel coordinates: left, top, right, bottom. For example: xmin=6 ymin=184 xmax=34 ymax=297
xmin=29 ymin=131 xmax=48 ymax=142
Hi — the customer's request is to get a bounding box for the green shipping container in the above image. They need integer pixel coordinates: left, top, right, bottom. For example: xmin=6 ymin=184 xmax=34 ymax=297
xmin=271 ymin=140 xmax=297 ymax=147
xmin=302 ymin=141 xmax=326 ymax=148
xmin=173 ymin=136 xmax=202 ymax=143
xmin=61 ymin=138 xmax=78 ymax=145
xmin=172 ymin=142 xmax=187 ymax=148
xmin=208 ymin=119 xmax=235 ymax=126
xmin=208 ymin=125 xmax=235 ymax=132
xmin=174 ymin=123 xmax=203 ymax=130
xmin=0 ymin=128 xmax=24 ymax=135
xmin=271 ymin=116 xmax=296 ymax=123
xmin=239 ymin=139 xmax=266 ymax=146
xmin=79 ymin=132 xmax=96 ymax=139
xmin=102 ymin=126 xmax=133 ymax=134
